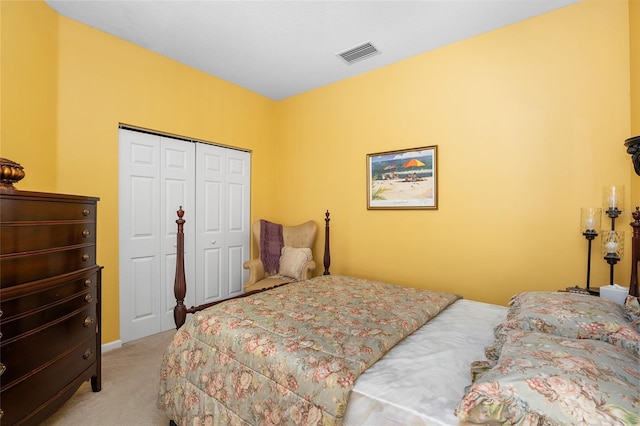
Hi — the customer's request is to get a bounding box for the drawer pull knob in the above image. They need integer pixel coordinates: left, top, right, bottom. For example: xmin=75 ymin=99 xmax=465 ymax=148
xmin=0 ymin=408 xmax=3 ymax=419
xmin=83 ymin=316 xmax=95 ymax=327
xmin=82 ymin=229 xmax=91 ymax=238
xmin=0 ymin=309 xmax=3 ymax=317
xmin=82 ymin=254 xmax=91 ymax=261
xmin=84 ymin=278 xmax=93 ymax=287
xmin=82 ymin=208 xmax=91 ymax=216
xmin=85 ymin=294 xmax=94 ymax=303
xmin=0 ymin=363 xmax=5 ymax=376
xmin=83 ymin=348 xmax=94 ymax=360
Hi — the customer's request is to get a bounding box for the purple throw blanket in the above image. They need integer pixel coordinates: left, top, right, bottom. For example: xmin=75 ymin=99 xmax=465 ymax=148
xmin=260 ymin=219 xmax=283 ymax=274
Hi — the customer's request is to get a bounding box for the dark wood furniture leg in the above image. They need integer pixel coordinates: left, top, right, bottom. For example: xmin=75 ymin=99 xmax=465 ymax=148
xmin=324 ymin=210 xmax=331 ymax=275
xmin=630 ymin=206 xmax=639 ymax=297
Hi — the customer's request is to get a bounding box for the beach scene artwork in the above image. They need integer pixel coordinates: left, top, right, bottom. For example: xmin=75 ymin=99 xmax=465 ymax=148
xmin=367 ymin=146 xmax=437 ymax=209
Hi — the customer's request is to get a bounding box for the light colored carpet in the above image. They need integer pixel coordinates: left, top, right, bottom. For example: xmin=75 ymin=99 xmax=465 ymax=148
xmin=41 ymin=329 xmax=176 ymax=426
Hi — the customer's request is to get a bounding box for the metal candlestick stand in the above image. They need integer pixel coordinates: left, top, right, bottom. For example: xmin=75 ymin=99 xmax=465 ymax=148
xmin=604 ymin=206 xmax=621 ymax=286
xmin=582 ymin=229 xmax=598 ymax=293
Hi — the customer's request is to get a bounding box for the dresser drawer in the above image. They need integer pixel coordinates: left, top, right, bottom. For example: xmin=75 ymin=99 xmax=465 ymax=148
xmin=0 ymin=302 xmax=96 ymax=388
xmin=0 ymin=270 xmax=98 ymax=322
xmin=0 ymin=197 xmax=96 ymax=222
xmin=0 ymin=245 xmax=96 ymax=288
xmin=1 ymin=222 xmax=96 ymax=254
xmin=1 ymin=282 xmax=97 ymax=342
xmin=0 ymin=335 xmax=98 ymax=426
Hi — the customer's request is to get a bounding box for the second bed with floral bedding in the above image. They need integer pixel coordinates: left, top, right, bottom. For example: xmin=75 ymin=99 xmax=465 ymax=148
xmin=157 ymin=275 xmax=462 ymax=425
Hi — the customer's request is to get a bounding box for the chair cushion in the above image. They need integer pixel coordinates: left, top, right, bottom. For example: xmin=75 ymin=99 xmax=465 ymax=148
xmin=278 ymin=246 xmax=312 ymax=281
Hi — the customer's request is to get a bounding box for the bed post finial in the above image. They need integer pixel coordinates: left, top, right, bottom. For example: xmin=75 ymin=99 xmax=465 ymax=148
xmin=174 ymin=206 xmax=187 ymax=328
xmin=323 ymin=210 xmax=331 ymax=275
xmin=630 ymin=206 xmax=639 ymax=297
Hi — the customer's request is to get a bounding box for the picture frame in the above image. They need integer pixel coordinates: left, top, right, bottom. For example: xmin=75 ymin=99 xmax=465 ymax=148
xmin=367 ymin=146 xmax=438 ymax=210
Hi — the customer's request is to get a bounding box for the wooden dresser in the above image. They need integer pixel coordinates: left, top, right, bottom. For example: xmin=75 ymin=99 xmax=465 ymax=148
xmin=0 ymin=189 xmax=102 ymax=425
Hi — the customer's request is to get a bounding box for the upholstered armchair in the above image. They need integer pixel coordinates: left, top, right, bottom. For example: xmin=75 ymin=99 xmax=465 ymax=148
xmin=243 ymin=219 xmax=317 ymax=292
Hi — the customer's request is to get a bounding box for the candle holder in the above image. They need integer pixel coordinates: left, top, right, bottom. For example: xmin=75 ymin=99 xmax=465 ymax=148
xmin=580 ymin=207 xmax=601 ymax=292
xmin=602 ymin=230 xmax=624 ymax=286
xmin=603 ymin=185 xmax=624 ymax=224
xmin=601 ymin=186 xmax=624 ymax=286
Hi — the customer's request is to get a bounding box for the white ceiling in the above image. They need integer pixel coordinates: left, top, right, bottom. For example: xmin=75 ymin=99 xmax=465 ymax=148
xmin=45 ymin=0 xmax=580 ymax=101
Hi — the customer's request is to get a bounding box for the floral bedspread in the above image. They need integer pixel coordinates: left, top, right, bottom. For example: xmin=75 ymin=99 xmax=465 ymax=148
xmin=157 ymin=275 xmax=460 ymax=426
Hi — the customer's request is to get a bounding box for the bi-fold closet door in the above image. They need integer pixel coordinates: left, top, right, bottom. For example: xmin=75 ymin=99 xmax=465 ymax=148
xmin=118 ymin=128 xmax=250 ymax=343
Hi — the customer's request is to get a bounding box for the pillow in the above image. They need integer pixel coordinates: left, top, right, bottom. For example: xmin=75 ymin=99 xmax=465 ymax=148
xmin=277 ymin=246 xmax=312 ymax=281
xmin=487 ymin=292 xmax=640 ymax=359
xmin=624 ymin=295 xmax=640 ymax=332
xmin=456 ymin=331 xmax=640 ymax=425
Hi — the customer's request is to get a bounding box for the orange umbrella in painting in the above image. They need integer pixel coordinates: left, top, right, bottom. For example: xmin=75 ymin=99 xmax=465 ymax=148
xmin=403 ymin=159 xmax=425 ymax=168
xmin=402 ymin=158 xmax=425 ymax=181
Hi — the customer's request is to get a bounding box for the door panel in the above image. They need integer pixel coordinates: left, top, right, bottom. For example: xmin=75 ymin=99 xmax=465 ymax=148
xmin=202 ymin=247 xmax=222 ymax=301
xmin=119 ymin=130 xmax=161 ymax=342
xmin=131 ymin=256 xmax=156 ymax=320
xmin=227 ymin=245 xmax=245 ymax=296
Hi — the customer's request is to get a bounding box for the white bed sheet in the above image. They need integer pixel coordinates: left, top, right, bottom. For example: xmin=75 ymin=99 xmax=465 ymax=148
xmin=343 ymin=299 xmax=507 ymax=426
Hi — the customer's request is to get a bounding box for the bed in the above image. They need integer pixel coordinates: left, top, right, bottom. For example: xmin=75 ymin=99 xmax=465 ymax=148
xmin=158 ymin=207 xmax=640 ymax=425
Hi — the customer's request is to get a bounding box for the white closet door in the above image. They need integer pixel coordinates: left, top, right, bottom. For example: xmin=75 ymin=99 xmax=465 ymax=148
xmin=119 ymin=129 xmax=250 ymax=343
xmin=195 ymin=144 xmax=250 ymax=304
xmin=159 ymin=138 xmax=196 ymax=332
xmin=119 ymin=131 xmax=196 ymax=342
xmin=225 ymin=148 xmax=251 ymax=297
xmin=118 ymin=130 xmax=162 ymax=343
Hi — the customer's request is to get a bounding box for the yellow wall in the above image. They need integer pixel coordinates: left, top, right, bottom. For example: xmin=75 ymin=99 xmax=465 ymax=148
xmin=633 ymin=0 xmax=640 ymax=136
xmin=1 ymin=0 xmax=637 ymax=344
xmin=630 ymin=0 xmax=640 ymax=209
xmin=277 ymin=0 xmax=633 ymax=304
xmin=1 ymin=0 xmax=58 ymax=191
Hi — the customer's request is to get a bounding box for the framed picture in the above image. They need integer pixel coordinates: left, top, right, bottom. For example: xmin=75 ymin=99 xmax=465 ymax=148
xmin=367 ymin=146 xmax=438 ymax=210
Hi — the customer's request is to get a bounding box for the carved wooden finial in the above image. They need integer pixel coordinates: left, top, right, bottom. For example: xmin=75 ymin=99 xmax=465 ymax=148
xmin=0 ymin=157 xmax=25 ymax=190
xmin=625 ymin=136 xmax=640 ymax=176
xmin=176 ymin=206 xmax=185 ymax=233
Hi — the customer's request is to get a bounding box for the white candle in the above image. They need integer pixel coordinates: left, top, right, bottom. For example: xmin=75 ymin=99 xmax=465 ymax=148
xmin=585 ymin=217 xmax=595 ymax=230
xmin=606 ymin=240 xmax=618 ymax=254
xmin=609 ymin=194 xmax=617 ymax=208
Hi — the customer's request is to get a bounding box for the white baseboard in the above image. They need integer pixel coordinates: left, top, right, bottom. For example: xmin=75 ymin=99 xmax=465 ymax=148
xmin=102 ymin=339 xmax=123 ymax=353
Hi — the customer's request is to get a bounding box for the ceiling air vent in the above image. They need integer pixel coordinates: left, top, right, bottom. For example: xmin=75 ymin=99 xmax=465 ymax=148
xmin=337 ymin=42 xmax=380 ymax=65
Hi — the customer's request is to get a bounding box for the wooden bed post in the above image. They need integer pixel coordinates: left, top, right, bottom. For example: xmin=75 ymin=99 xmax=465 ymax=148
xmin=630 ymin=206 xmax=639 ymax=297
xmin=324 ymin=210 xmax=331 ymax=275
xmin=173 ymin=207 xmax=187 ymax=329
